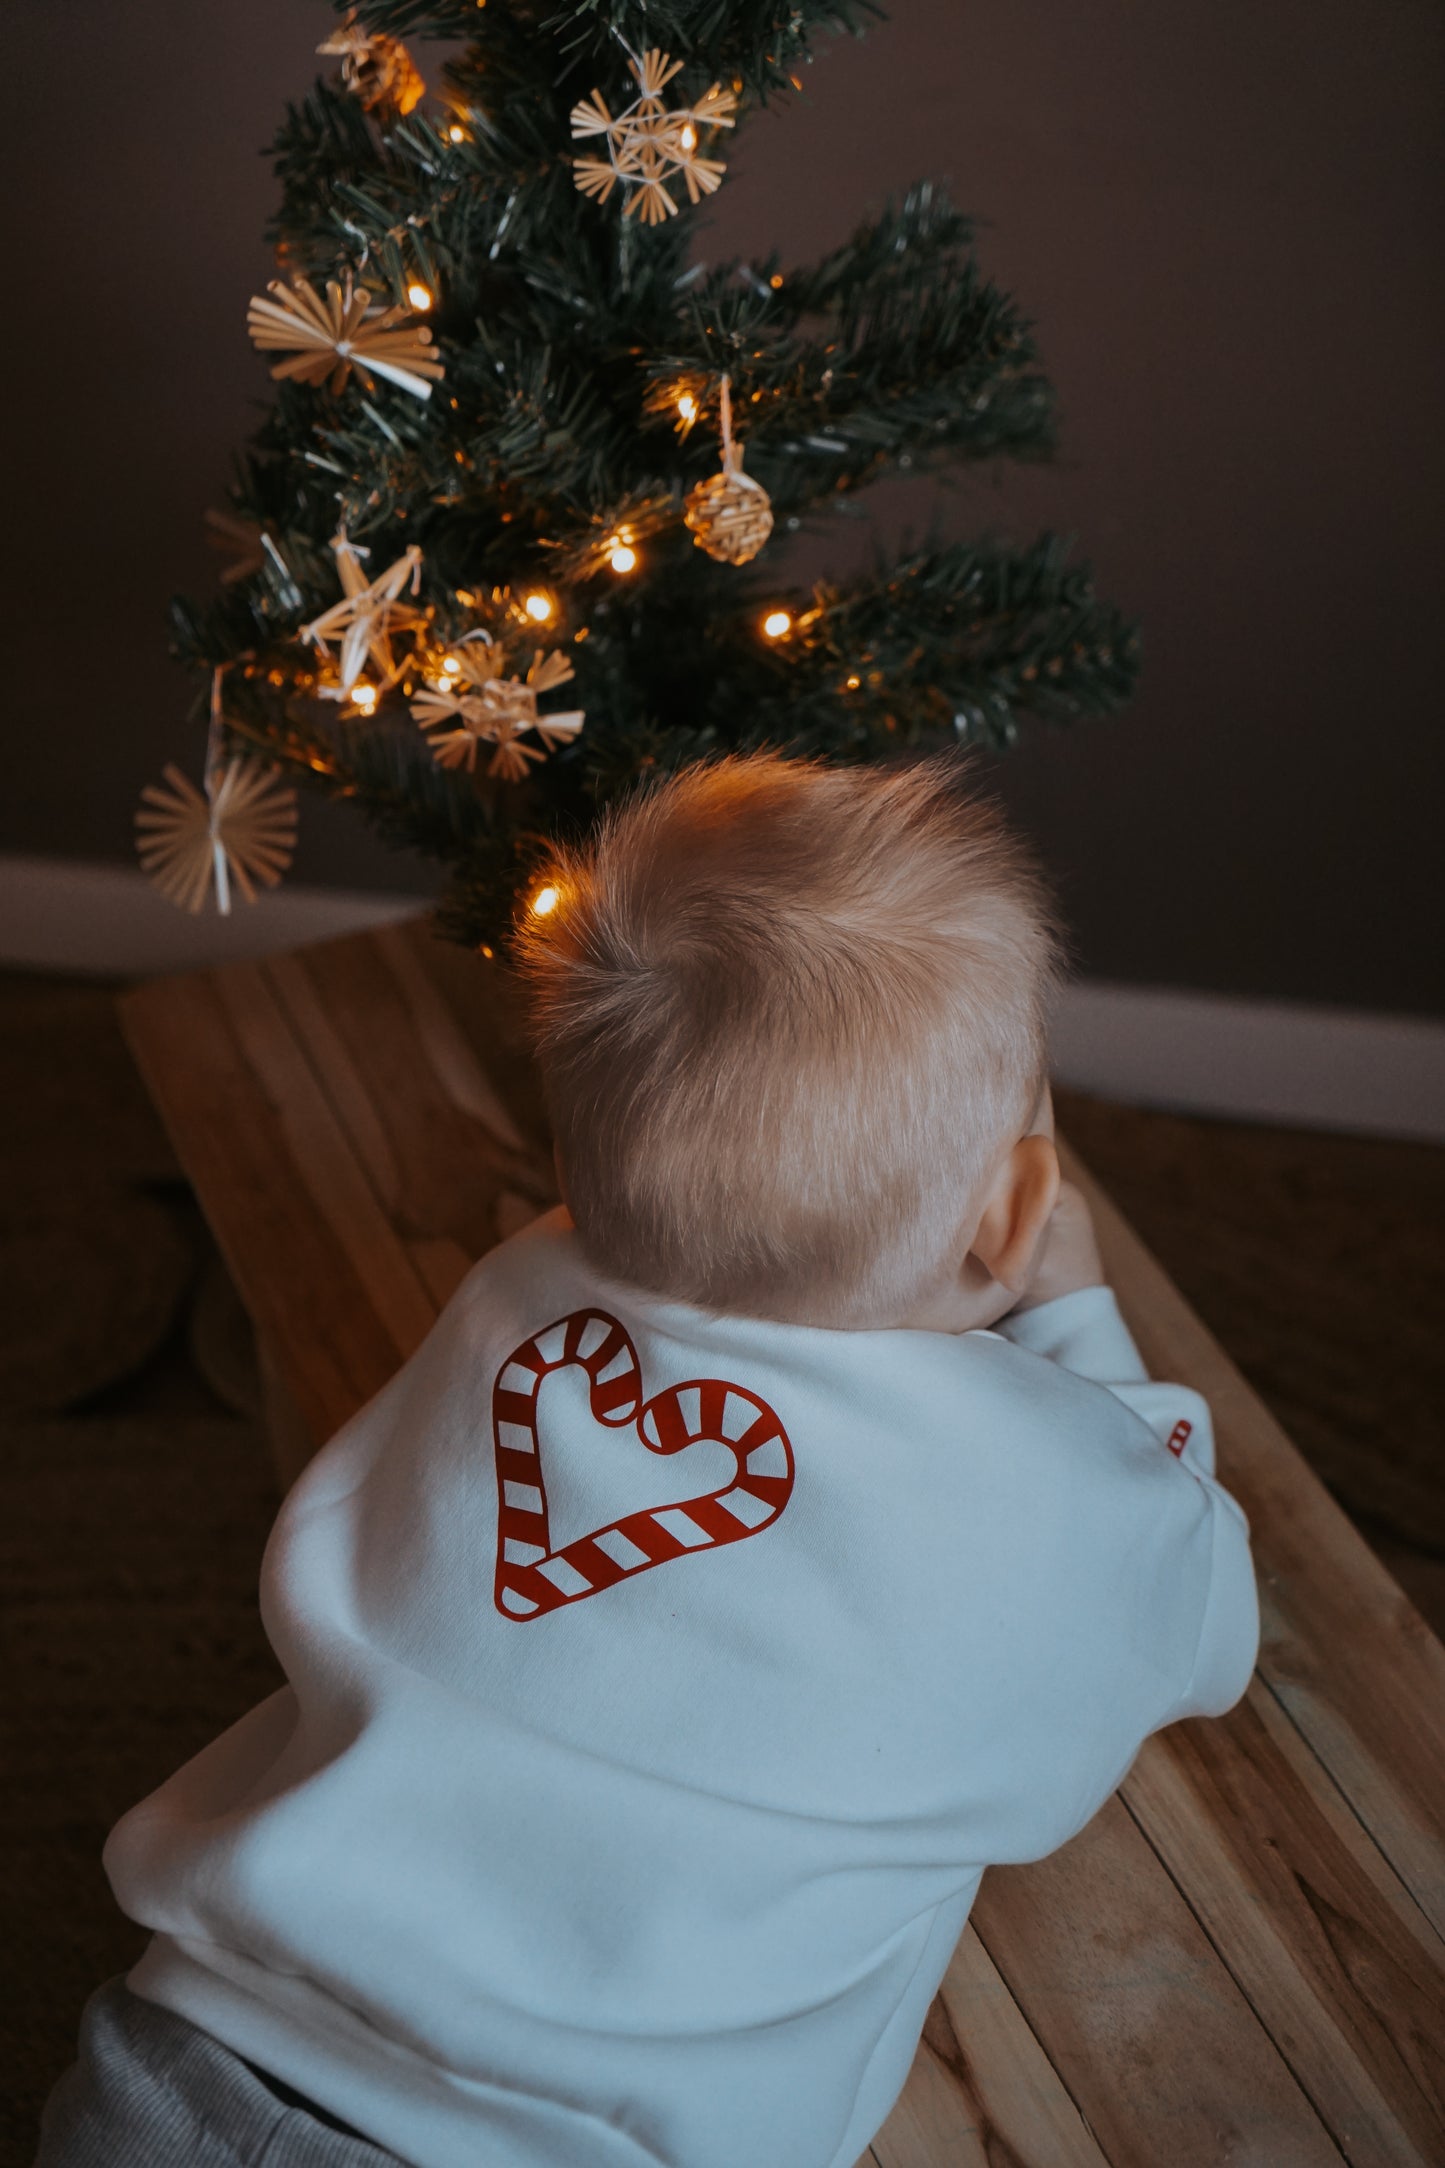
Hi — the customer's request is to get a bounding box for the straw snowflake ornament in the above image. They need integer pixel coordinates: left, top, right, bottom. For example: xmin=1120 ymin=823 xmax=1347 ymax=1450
xmin=411 ymin=644 xmax=585 ymax=779
xmin=203 ymin=508 xmax=266 ymax=585
xmin=299 ymin=534 xmax=430 ymax=700
xmin=135 ymin=673 xmax=297 ymax=915
xmin=317 ymin=12 xmax=425 ymax=114
xmin=571 ymin=50 xmax=737 ymax=224
xmin=247 ymin=276 xmax=444 ymax=401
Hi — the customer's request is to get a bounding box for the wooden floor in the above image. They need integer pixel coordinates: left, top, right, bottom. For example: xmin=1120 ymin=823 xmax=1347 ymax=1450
xmin=1052 ymin=1089 xmax=1445 ymax=1592
xmin=2 ymin=957 xmax=1443 ymax=2165
xmin=115 ymin=921 xmax=1445 ymax=2168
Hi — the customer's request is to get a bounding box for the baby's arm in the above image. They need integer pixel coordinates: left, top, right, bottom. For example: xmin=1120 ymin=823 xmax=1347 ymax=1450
xmin=996 ymin=1180 xmax=1259 ymax=1719
xmin=999 ymin=1181 xmax=1222 ymax=1478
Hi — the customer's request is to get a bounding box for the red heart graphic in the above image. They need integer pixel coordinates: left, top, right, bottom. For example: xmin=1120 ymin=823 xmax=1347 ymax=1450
xmin=492 ymin=1309 xmax=794 ymax=1620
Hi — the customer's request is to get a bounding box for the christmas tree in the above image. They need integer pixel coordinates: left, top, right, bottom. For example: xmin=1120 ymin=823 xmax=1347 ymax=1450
xmin=142 ymin=0 xmax=1139 ymax=947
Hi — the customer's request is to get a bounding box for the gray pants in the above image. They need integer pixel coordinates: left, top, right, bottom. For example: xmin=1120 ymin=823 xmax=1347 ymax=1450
xmin=35 ymin=1978 xmax=407 ymax=2168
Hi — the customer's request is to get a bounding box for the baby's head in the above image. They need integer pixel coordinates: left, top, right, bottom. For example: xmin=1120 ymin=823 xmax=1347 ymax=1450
xmin=516 ymin=753 xmax=1062 ymax=1330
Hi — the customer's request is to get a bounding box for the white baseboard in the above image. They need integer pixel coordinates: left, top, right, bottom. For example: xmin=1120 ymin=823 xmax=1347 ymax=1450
xmin=0 ymin=852 xmax=426 ymax=978
xmin=1048 ymin=982 xmax=1443 ymax=1144
xmin=2 ymin=853 xmax=1442 ymax=1143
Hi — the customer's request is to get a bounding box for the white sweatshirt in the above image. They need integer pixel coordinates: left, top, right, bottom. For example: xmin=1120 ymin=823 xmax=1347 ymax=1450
xmin=105 ymin=1208 xmax=1258 ymax=2168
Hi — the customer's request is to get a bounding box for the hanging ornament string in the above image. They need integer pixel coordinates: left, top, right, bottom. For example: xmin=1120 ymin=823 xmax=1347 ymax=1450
xmin=203 ymin=665 xmax=234 ymax=914
xmin=247 ymin=276 xmax=443 ymax=401
xmin=317 ymin=12 xmax=425 ymax=115
xmin=684 ymin=375 xmax=774 ymax=565
xmin=571 ymin=49 xmax=737 ymax=225
xmin=135 ymin=669 xmax=298 ymax=916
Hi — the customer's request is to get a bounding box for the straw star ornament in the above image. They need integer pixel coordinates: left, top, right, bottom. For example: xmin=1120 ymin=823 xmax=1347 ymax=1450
xmin=411 ymin=645 xmax=585 ymax=779
xmin=247 ymin=276 xmax=443 ymax=400
xmin=135 ymin=674 xmax=297 ymax=915
xmin=571 ymin=50 xmax=737 ymax=224
xmin=137 ymin=763 xmax=298 ymax=914
xmin=300 ymin=535 xmax=430 ymax=700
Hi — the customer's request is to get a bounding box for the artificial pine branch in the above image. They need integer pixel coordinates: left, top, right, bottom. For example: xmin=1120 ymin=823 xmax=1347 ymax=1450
xmin=158 ymin=0 xmax=1141 ymax=946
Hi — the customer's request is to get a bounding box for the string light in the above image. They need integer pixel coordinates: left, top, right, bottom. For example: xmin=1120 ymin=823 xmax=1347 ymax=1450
xmin=406 ymin=282 xmax=433 ymax=311
xmin=679 ymin=124 xmax=697 ymax=152
xmin=524 ymin=591 xmax=555 ymax=623
xmin=769 ymin=273 xmax=784 ymax=290
xmin=531 ymin=884 xmax=560 ymax=916
xmin=762 ymin=610 xmax=792 ymax=639
xmin=440 ymin=654 xmax=462 ymax=677
xmin=350 ymin=681 xmax=378 ymax=711
xmin=447 ymin=124 xmax=467 ymax=143
xmin=677 ymin=391 xmax=697 ymax=423
xmin=608 ymin=536 xmax=638 ymax=574
xmin=845 ymin=674 xmax=861 ymax=689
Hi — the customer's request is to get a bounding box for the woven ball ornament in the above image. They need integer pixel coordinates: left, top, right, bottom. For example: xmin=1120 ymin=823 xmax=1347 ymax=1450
xmin=683 ymin=377 xmax=773 ymax=566
xmin=684 ymin=470 xmax=774 ymax=565
xmin=317 ymin=13 xmax=425 ymax=115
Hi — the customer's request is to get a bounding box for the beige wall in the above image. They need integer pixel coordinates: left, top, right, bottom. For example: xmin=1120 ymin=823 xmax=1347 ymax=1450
xmin=6 ymin=1 xmax=1441 ymax=1011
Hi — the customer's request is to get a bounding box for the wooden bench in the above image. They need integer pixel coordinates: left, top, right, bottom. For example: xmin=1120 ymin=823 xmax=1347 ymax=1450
xmin=120 ymin=915 xmax=1445 ymax=2168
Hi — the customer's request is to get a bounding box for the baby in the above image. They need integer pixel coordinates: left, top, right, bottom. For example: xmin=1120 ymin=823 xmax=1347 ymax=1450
xmin=38 ymin=754 xmax=1259 ymax=2168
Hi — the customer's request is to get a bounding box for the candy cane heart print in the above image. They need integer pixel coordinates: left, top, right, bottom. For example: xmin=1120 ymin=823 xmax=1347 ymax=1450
xmin=490 ymin=1310 xmax=795 ymax=1619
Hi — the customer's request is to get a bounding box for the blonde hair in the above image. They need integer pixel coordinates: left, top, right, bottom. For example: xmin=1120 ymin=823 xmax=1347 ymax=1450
xmin=516 ymin=753 xmax=1061 ymax=1325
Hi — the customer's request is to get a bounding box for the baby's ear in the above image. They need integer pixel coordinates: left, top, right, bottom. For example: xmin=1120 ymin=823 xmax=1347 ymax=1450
xmin=969 ymin=1133 xmax=1060 ymax=1294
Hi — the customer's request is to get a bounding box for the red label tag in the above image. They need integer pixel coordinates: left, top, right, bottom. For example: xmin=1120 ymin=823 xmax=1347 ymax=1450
xmin=1166 ymin=1419 xmax=1193 ymax=1458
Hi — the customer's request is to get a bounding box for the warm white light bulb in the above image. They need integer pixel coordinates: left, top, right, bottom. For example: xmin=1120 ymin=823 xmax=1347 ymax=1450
xmin=531 ymin=885 xmax=560 ymax=917
xmin=524 ymin=591 xmax=554 ymax=622
xmin=406 ymin=282 xmax=433 ymax=311
xmin=679 ymin=124 xmax=697 ymax=152
xmin=447 ymin=124 xmax=466 ymax=143
xmin=351 ymin=682 xmax=378 ymax=708
xmin=677 ymin=392 xmax=697 ymax=422
xmin=609 ymin=541 xmax=638 ymax=574
xmin=762 ymin=610 xmax=792 ymax=639
xmin=440 ymin=654 xmax=462 ymax=675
